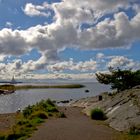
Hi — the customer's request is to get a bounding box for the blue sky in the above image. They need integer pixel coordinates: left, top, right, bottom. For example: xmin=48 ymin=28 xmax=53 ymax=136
xmin=0 ymin=0 xmax=140 ymax=80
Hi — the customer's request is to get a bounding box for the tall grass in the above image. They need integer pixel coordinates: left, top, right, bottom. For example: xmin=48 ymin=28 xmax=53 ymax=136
xmin=15 ymin=84 xmax=85 ymax=90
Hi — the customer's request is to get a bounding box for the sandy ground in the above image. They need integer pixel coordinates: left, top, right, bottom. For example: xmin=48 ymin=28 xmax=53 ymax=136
xmin=28 ymin=107 xmax=123 ymax=140
xmin=0 ymin=113 xmax=16 ymax=133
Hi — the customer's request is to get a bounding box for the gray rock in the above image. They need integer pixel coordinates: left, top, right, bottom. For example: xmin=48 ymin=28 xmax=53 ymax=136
xmin=70 ymin=88 xmax=140 ymax=132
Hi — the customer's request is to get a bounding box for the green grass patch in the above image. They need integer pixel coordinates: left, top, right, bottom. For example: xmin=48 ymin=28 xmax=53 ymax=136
xmin=0 ymin=99 xmax=65 ymax=140
xmin=15 ymin=84 xmax=85 ymax=90
xmin=90 ymin=108 xmax=107 ymax=120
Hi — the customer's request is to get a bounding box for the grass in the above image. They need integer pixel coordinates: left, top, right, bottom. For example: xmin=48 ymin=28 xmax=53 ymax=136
xmin=15 ymin=84 xmax=85 ymax=90
xmin=0 ymin=84 xmax=85 ymax=91
xmin=90 ymin=108 xmax=107 ymax=120
xmin=0 ymin=99 xmax=65 ymax=140
xmin=0 ymin=85 xmax=15 ymax=91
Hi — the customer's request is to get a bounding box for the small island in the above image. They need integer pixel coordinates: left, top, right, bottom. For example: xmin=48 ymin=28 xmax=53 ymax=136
xmin=0 ymin=84 xmax=85 ymax=95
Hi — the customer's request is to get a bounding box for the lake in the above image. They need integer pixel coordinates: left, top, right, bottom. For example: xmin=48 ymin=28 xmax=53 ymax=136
xmin=0 ymin=82 xmax=110 ymax=113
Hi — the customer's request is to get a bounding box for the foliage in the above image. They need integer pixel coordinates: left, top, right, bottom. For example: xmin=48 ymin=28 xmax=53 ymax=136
xmin=129 ymin=125 xmax=140 ymax=135
xmin=0 ymin=99 xmax=64 ymax=140
xmin=58 ymin=112 xmax=66 ymax=118
xmin=0 ymin=84 xmax=15 ymax=91
xmin=15 ymin=84 xmax=85 ymax=90
xmin=96 ymin=68 xmax=140 ymax=92
xmin=90 ymin=108 xmax=107 ymax=120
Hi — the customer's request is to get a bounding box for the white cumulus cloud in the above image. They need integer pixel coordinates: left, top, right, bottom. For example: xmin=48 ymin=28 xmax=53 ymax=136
xmin=23 ymin=3 xmax=51 ymax=17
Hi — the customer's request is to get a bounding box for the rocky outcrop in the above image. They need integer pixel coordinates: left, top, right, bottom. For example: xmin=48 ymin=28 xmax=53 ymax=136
xmin=70 ymin=86 xmax=140 ymax=132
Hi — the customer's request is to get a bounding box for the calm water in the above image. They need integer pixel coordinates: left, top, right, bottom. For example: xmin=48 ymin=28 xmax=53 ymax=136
xmin=0 ymin=82 xmax=110 ymax=113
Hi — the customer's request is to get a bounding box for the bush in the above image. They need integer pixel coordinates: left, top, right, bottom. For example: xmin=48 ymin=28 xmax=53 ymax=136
xmin=17 ymin=119 xmax=29 ymax=125
xmin=0 ymin=99 xmax=60 ymax=140
xmin=90 ymin=108 xmax=107 ymax=120
xmin=30 ymin=111 xmax=48 ymax=119
xmin=47 ymin=107 xmax=58 ymax=113
xmin=58 ymin=112 xmax=66 ymax=118
xmin=22 ymin=105 xmax=33 ymax=118
xmin=129 ymin=125 xmax=140 ymax=135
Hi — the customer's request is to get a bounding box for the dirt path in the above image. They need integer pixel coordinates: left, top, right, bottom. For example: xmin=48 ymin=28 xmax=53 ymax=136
xmin=0 ymin=113 xmax=16 ymax=132
xmin=28 ymin=107 xmax=123 ymax=140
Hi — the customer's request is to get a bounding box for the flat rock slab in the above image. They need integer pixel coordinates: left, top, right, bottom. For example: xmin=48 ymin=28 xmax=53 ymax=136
xmin=28 ymin=107 xmax=121 ymax=140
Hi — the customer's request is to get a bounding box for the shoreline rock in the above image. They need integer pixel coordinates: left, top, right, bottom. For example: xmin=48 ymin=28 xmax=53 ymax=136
xmin=70 ymin=86 xmax=140 ymax=132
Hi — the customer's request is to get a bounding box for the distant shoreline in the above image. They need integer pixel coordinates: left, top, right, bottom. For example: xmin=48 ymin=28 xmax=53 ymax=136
xmin=15 ymin=84 xmax=85 ymax=90
xmin=0 ymin=84 xmax=85 ymax=91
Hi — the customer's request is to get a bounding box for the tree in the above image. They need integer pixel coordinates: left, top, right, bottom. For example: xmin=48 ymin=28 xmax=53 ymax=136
xmin=96 ymin=68 xmax=140 ymax=92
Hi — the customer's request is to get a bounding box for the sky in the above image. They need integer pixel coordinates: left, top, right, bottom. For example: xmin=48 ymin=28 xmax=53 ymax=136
xmin=0 ymin=0 xmax=140 ymax=81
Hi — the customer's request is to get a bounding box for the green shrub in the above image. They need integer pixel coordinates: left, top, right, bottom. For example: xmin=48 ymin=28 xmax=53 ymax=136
xmin=31 ymin=118 xmax=44 ymax=125
xmin=30 ymin=111 xmax=48 ymax=119
xmin=46 ymin=99 xmax=55 ymax=107
xmin=0 ymin=99 xmax=60 ymax=140
xmin=129 ymin=125 xmax=140 ymax=135
xmin=22 ymin=105 xmax=33 ymax=118
xmin=90 ymin=108 xmax=107 ymax=120
xmin=58 ymin=112 xmax=66 ymax=118
xmin=17 ymin=119 xmax=29 ymax=126
xmin=47 ymin=107 xmax=58 ymax=113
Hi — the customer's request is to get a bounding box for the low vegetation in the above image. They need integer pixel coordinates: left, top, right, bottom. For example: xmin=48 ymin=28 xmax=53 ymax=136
xmin=15 ymin=84 xmax=85 ymax=90
xmin=0 ymin=84 xmax=15 ymax=91
xmin=0 ymin=99 xmax=65 ymax=140
xmin=90 ymin=108 xmax=107 ymax=120
xmin=129 ymin=125 xmax=140 ymax=135
xmin=0 ymin=84 xmax=84 ymax=93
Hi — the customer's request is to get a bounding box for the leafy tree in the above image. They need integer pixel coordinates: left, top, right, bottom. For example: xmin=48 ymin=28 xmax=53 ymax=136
xmin=96 ymin=67 xmax=140 ymax=92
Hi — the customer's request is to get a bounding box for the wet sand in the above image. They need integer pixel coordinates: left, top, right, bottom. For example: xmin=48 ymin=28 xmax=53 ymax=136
xmin=28 ymin=107 xmax=123 ymax=140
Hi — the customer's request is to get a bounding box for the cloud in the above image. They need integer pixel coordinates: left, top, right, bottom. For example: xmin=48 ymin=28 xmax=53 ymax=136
xmin=107 ymin=56 xmax=140 ymax=69
xmin=96 ymin=53 xmax=105 ymax=59
xmin=0 ymin=1 xmax=140 ymax=80
xmin=47 ymin=58 xmax=97 ymax=72
xmin=0 ymin=28 xmax=29 ymax=56
xmin=51 ymin=0 xmax=132 ymax=25
xmin=5 ymin=22 xmax=13 ymax=28
xmin=22 ymin=73 xmax=96 ymax=81
xmin=0 ymin=1 xmax=140 ymax=59
xmin=0 ymin=55 xmax=6 ymax=62
xmin=0 ymin=53 xmax=139 ymax=80
xmin=23 ymin=3 xmax=51 ymax=17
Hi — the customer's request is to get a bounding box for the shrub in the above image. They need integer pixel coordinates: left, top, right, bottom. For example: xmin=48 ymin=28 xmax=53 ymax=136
xmin=129 ymin=125 xmax=140 ymax=135
xmin=58 ymin=112 xmax=66 ymax=118
xmin=22 ymin=105 xmax=33 ymax=118
xmin=0 ymin=99 xmax=60 ymax=140
xmin=47 ymin=107 xmax=58 ymax=113
xmin=90 ymin=108 xmax=107 ymax=120
xmin=46 ymin=99 xmax=55 ymax=107
xmin=17 ymin=119 xmax=29 ymax=125
xmin=31 ymin=118 xmax=44 ymax=125
xmin=30 ymin=111 xmax=48 ymax=119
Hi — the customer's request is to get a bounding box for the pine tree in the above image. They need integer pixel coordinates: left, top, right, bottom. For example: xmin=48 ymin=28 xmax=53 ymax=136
xmin=96 ymin=68 xmax=140 ymax=92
